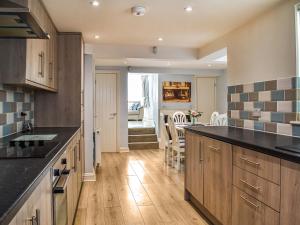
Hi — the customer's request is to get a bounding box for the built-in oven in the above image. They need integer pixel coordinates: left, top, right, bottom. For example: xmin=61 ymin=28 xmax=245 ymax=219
xmin=52 ymin=154 xmax=70 ymax=225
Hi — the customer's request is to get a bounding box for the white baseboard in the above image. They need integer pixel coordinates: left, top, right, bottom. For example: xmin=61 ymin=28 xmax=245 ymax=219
xmin=83 ymin=171 xmax=96 ymax=182
xmin=119 ymin=147 xmax=130 ymax=153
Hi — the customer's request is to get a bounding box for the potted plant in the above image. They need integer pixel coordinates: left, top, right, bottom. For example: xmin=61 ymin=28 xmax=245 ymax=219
xmin=188 ymin=110 xmax=203 ymax=125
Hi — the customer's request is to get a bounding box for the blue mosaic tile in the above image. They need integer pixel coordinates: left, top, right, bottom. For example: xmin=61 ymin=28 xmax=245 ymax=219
xmin=292 ymin=125 xmax=300 ymax=137
xmin=292 ymin=77 xmax=300 ymax=89
xmin=3 ymin=102 xmax=16 ymax=113
xmin=240 ymin=111 xmax=250 ymax=120
xmin=254 ymin=102 xmax=265 ymax=110
xmin=271 ymin=112 xmax=284 ymax=123
xmin=228 ymin=86 xmax=236 ymax=94
xmin=3 ymin=124 xmax=16 ymax=136
xmin=271 ymin=90 xmax=285 ymax=101
xmin=254 ymin=82 xmax=265 ymax=92
xmin=240 ymin=93 xmax=249 ymax=102
xmin=254 ymin=121 xmax=265 ymax=131
xmin=293 ymin=101 xmax=300 ymax=112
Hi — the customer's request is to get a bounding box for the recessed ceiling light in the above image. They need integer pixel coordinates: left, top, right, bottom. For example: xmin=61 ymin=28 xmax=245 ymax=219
xmin=94 ymin=35 xmax=100 ymax=39
xmin=158 ymin=37 xmax=163 ymax=42
xmin=131 ymin=6 xmax=146 ymax=16
xmin=90 ymin=0 xmax=100 ymax=7
xmin=208 ymin=64 xmax=212 ymax=67
xmin=184 ymin=6 xmax=193 ymax=12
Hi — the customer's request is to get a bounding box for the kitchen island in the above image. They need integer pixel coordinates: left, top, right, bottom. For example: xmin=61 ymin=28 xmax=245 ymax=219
xmin=185 ymin=126 xmax=300 ymax=225
xmin=0 ymin=127 xmax=82 ymax=225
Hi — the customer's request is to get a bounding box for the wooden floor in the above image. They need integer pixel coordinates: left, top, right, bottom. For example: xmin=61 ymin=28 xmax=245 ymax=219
xmin=74 ymin=149 xmax=209 ymax=225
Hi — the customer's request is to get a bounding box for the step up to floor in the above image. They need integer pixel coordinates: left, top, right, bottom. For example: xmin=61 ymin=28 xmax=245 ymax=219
xmin=128 ymin=134 xmax=158 ymax=143
xmin=128 ymin=142 xmax=159 ymax=150
xmin=128 ymin=127 xmax=155 ymax=135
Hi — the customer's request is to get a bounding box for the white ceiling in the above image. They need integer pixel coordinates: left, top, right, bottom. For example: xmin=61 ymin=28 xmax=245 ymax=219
xmin=95 ymin=48 xmax=227 ymax=69
xmin=42 ymin=0 xmax=283 ymax=48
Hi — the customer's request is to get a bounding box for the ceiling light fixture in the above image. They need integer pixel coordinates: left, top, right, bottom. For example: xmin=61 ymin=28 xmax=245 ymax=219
xmin=184 ymin=6 xmax=193 ymax=12
xmin=208 ymin=64 xmax=212 ymax=67
xmin=94 ymin=35 xmax=100 ymax=39
xmin=158 ymin=37 xmax=163 ymax=42
xmin=90 ymin=0 xmax=100 ymax=7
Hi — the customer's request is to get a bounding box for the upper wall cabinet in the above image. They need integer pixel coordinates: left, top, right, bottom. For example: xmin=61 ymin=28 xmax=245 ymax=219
xmin=0 ymin=0 xmax=58 ymax=91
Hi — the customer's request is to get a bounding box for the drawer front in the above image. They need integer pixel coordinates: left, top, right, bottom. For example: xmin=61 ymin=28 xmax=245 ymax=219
xmin=233 ymin=146 xmax=280 ymax=184
xmin=232 ymin=187 xmax=279 ymax=225
xmin=233 ymin=166 xmax=280 ymax=211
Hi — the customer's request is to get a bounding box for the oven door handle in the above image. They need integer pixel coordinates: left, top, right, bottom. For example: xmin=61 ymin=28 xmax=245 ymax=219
xmin=53 ymin=170 xmax=70 ymax=194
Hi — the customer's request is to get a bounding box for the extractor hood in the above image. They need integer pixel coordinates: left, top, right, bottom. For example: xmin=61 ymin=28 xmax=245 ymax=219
xmin=0 ymin=0 xmax=50 ymax=39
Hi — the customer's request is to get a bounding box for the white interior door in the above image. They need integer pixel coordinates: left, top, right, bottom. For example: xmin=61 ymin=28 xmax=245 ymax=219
xmin=95 ymin=73 xmax=117 ymax=152
xmin=196 ymin=77 xmax=216 ymax=123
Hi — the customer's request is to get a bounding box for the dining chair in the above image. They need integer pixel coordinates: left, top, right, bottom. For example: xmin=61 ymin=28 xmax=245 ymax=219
xmin=168 ymin=116 xmax=185 ymax=170
xmin=160 ymin=113 xmax=172 ymax=165
xmin=173 ymin=111 xmax=187 ymax=125
xmin=210 ymin=112 xmax=219 ymax=125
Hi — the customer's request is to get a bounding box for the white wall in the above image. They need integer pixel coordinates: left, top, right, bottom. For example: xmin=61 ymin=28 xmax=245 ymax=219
xmin=84 ymin=54 xmax=95 ymax=179
xmin=216 ymin=70 xmax=228 ymax=113
xmin=198 ymin=0 xmax=299 ymax=85
xmin=95 ymin=66 xmax=129 ymax=151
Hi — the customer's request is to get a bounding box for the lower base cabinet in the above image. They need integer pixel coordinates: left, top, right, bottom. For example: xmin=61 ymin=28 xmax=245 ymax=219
xmin=232 ymin=186 xmax=279 ymax=225
xmin=9 ymin=171 xmax=52 ymax=225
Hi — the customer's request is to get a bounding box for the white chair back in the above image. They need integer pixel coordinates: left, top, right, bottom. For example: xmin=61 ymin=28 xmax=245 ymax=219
xmin=173 ymin=111 xmax=187 ymax=124
xmin=210 ymin=112 xmax=219 ymax=125
xmin=215 ymin=113 xmax=228 ymax=126
xmin=168 ymin=116 xmax=180 ymax=145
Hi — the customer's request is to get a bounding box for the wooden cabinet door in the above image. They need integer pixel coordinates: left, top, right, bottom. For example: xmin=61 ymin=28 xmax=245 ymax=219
xmin=203 ymin=137 xmax=232 ymax=225
xmin=280 ymin=160 xmax=300 ymax=225
xmin=232 ymin=186 xmax=279 ymax=225
xmin=185 ymin=131 xmax=204 ymax=204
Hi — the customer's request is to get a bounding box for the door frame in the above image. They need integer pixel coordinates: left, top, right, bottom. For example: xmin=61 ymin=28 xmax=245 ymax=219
xmin=94 ymin=70 xmax=120 ymax=152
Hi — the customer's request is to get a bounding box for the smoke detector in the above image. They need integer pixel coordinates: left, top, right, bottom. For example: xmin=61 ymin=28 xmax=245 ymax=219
xmin=131 ymin=6 xmax=146 ymax=16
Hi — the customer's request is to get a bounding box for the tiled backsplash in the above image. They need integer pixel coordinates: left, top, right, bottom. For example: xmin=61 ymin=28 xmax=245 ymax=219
xmin=0 ymin=85 xmax=34 ymax=138
xmin=227 ymin=77 xmax=300 ymax=137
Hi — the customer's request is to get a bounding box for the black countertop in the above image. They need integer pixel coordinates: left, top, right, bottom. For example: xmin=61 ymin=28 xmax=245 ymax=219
xmin=0 ymin=127 xmax=80 ymax=225
xmin=185 ymin=126 xmax=300 ymax=163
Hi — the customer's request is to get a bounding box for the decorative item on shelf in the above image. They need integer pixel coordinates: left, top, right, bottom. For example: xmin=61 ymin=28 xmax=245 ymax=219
xmin=188 ymin=110 xmax=202 ymax=125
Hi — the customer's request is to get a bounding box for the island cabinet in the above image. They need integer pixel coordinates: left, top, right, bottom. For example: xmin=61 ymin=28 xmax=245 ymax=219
xmin=185 ymin=131 xmax=232 ymax=225
xmin=0 ymin=0 xmax=58 ymax=91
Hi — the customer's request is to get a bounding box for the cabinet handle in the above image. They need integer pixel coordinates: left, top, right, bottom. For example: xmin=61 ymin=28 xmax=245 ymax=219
xmin=240 ymin=179 xmax=261 ymax=192
xmin=240 ymin=195 xmax=260 ymax=209
xmin=41 ymin=52 xmax=45 ymax=78
xmin=27 ymin=209 xmax=40 ymax=225
xmin=208 ymin=145 xmax=220 ymax=152
xmin=38 ymin=53 xmax=43 ymax=76
xmin=240 ymin=156 xmax=260 ymax=167
xmin=49 ymin=62 xmax=53 ymax=80
xmin=199 ymin=140 xmax=204 ymax=163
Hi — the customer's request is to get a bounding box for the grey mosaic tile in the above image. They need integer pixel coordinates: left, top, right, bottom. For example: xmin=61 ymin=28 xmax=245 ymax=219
xmin=254 ymin=82 xmax=265 ymax=92
xmin=292 ymin=125 xmax=300 ymax=137
xmin=271 ymin=112 xmax=284 ymax=123
xmin=271 ymin=90 xmax=284 ymax=101
xmin=228 ymin=86 xmax=236 ymax=94
xmin=240 ymin=111 xmax=250 ymax=120
xmin=254 ymin=102 xmax=265 ymax=110
xmin=228 ymin=118 xmax=236 ymax=126
xmin=228 ymin=102 xmax=235 ymax=110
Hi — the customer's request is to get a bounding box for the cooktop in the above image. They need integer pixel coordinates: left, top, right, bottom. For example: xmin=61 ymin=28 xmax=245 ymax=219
xmin=0 ymin=140 xmax=60 ymax=159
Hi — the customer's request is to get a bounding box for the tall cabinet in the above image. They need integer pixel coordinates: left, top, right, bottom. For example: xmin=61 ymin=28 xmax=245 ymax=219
xmin=0 ymin=0 xmax=58 ymax=91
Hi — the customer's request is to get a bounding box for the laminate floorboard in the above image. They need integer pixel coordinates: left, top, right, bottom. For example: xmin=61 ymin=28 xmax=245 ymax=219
xmin=74 ymin=150 xmax=209 ymax=225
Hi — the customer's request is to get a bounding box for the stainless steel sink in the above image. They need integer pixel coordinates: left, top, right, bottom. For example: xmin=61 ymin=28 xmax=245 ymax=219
xmin=12 ymin=134 xmax=57 ymax=141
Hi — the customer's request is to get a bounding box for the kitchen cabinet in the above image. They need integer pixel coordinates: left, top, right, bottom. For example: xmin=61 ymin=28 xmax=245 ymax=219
xmin=66 ymin=131 xmax=83 ymax=225
xmin=280 ymin=160 xmax=300 ymax=225
xmin=203 ymin=137 xmax=232 ymax=225
xmin=232 ymin=186 xmax=279 ymax=225
xmin=8 ymin=170 xmax=52 ymax=225
xmin=0 ymin=0 xmax=58 ymax=91
xmin=185 ymin=132 xmax=232 ymax=225
xmin=185 ymin=131 xmax=204 ymax=204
